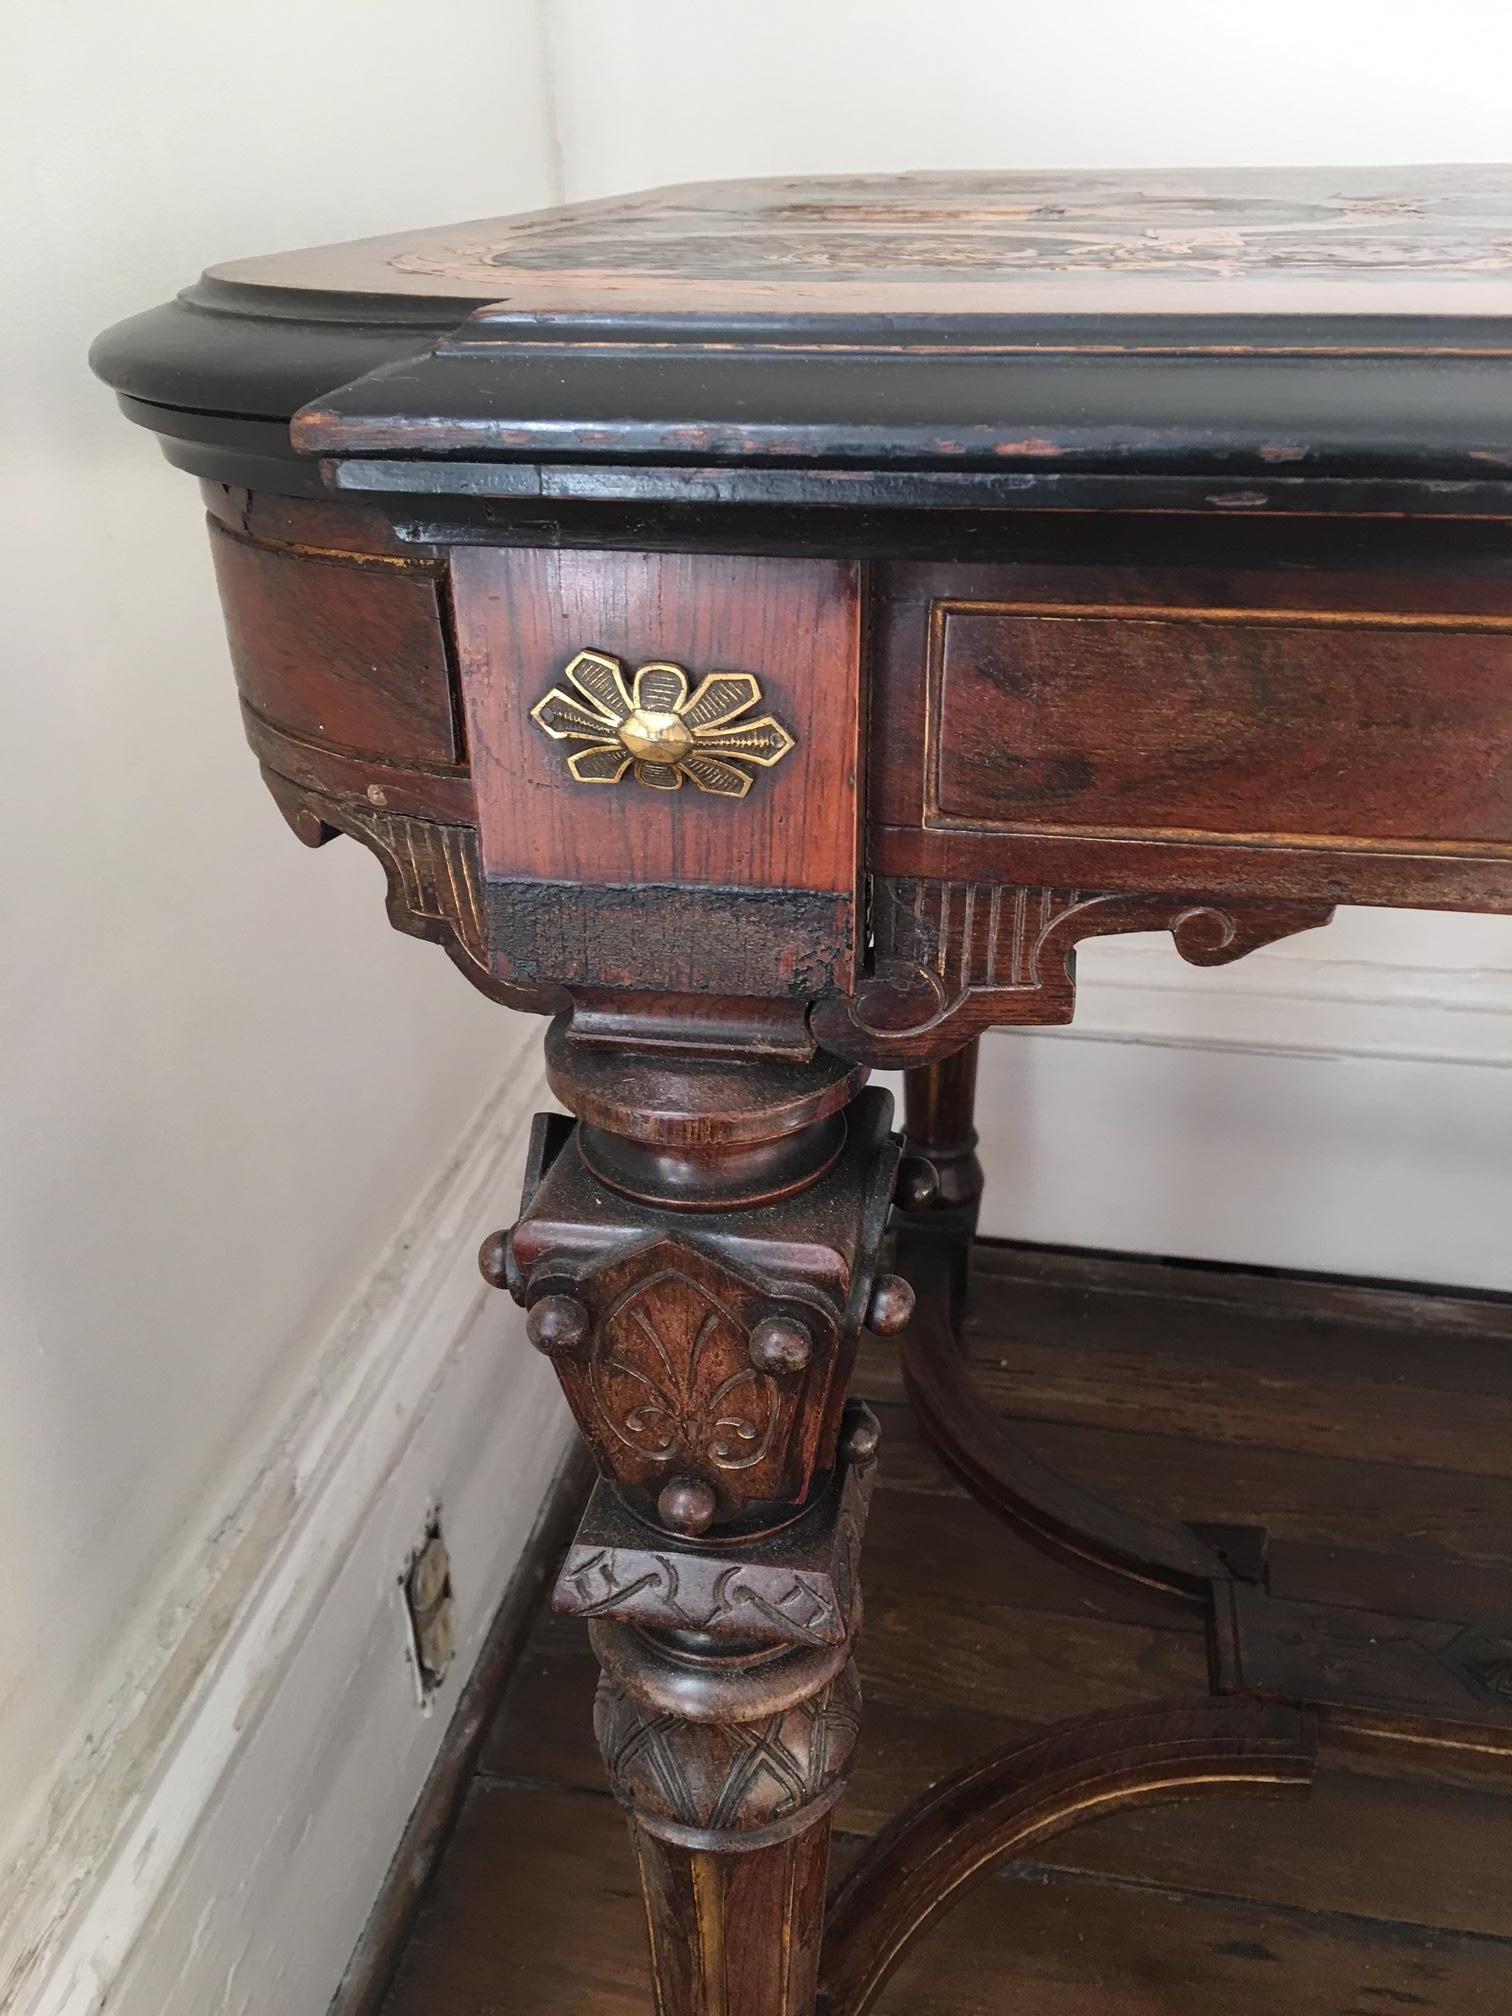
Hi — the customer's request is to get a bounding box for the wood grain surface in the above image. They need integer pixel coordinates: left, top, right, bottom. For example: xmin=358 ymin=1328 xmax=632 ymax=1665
xmin=210 ymin=520 xmax=458 ymax=764
xmin=934 ymin=605 xmax=1512 ymax=844
xmin=450 ymin=546 xmax=861 ymax=997
xmin=872 ymin=553 xmax=1512 ymax=911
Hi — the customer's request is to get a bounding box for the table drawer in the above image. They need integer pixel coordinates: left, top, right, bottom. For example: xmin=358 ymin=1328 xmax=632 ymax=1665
xmin=932 ymin=598 xmax=1512 ymax=844
xmin=870 ymin=559 xmax=1512 ymax=910
xmin=209 ymin=516 xmax=460 ymax=766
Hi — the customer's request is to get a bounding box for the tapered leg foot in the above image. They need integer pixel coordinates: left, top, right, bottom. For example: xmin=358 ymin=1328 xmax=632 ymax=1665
xmin=631 ymin=1823 xmax=834 ymax=2016
xmin=595 ymin=1621 xmax=859 ymax=2015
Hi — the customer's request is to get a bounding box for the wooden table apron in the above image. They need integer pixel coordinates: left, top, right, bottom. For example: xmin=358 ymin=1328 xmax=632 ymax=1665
xmin=91 ymin=166 xmax=1512 ymax=2015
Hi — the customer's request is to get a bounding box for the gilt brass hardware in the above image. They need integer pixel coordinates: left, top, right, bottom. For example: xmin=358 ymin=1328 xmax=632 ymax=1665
xmin=529 ymin=649 xmax=796 ymax=798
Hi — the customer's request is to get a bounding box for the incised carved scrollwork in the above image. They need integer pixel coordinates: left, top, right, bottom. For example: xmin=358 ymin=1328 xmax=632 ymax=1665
xmin=591 ymin=1267 xmax=781 ymax=1474
xmin=812 ymin=875 xmax=1335 ymax=1065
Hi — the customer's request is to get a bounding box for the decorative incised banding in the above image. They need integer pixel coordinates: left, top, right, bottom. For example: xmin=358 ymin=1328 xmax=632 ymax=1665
xmin=564 ymin=1549 xmax=845 ymax=1645
xmin=530 ymin=649 xmax=795 ymax=798
xmin=593 ymin=1631 xmax=863 ymax=1850
xmin=342 ymin=803 xmax=487 ymax=956
xmin=554 ymin=1425 xmax=876 ymax=1649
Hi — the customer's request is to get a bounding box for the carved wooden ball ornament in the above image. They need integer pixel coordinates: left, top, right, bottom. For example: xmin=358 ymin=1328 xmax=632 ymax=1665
xmin=657 ymin=1475 xmax=719 ymax=1538
xmin=748 ymin=1314 xmax=814 ymax=1376
xmin=525 ymin=1292 xmax=591 ymax=1357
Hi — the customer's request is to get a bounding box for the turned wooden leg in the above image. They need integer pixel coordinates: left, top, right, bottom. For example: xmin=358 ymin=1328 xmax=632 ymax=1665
xmin=902 ymin=1041 xmax=984 ymax=1323
xmin=902 ymin=1039 xmax=984 ymax=1227
xmin=483 ymin=1014 xmax=910 ymax=2015
xmin=590 ymin=1416 xmax=874 ymax=2016
xmin=895 ymin=1036 xmax=1232 ymax=1602
xmin=630 ymin=1815 xmax=834 ymax=2016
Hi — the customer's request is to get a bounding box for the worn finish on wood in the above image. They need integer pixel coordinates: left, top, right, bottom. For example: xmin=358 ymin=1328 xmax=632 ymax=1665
xmin=450 ymin=546 xmax=862 ymax=999
xmin=270 ymin=170 xmax=1512 ymax=482
xmin=94 ymin=168 xmax=1512 ymax=2016
xmin=96 ymin=172 xmax=1512 ymax=522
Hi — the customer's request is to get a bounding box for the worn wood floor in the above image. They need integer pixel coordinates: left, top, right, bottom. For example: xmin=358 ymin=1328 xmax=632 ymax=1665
xmin=376 ymin=1241 xmax=1512 ymax=2015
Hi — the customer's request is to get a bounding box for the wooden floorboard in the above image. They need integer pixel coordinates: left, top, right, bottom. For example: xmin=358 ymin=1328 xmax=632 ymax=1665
xmin=374 ymin=1240 xmax=1512 ymax=2014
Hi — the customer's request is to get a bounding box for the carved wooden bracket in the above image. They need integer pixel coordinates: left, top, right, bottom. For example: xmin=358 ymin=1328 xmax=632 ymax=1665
xmin=811 ymin=876 xmax=1335 ymax=1065
xmin=259 ymin=767 xmax=559 ymax=1014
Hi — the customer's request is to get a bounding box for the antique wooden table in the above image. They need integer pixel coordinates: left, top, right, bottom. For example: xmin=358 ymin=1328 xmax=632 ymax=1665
xmin=94 ymin=167 xmax=1512 ymax=2012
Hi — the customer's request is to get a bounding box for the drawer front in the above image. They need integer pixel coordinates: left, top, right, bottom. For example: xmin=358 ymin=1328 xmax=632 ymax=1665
xmin=930 ymin=600 xmax=1512 ymax=847
xmin=869 ymin=556 xmax=1512 ymax=912
xmin=210 ymin=519 xmax=460 ymax=765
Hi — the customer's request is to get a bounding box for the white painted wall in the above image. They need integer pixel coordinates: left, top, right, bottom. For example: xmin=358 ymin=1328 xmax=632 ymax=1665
xmin=0 ymin=0 xmax=566 ymax=1997
xmin=546 ymin=0 xmax=1512 ymax=1289
xmin=6 ymin=2 xmax=1512 ymax=2008
xmin=542 ymin=0 xmax=1512 ymax=183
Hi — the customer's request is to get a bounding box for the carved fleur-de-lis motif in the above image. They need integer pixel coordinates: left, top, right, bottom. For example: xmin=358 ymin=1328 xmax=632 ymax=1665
xmin=529 ymin=649 xmax=796 ymax=799
xmin=591 ymin=1271 xmax=779 ymax=1471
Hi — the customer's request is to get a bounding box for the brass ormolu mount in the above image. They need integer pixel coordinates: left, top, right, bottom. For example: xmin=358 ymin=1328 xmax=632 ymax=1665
xmin=530 ymin=649 xmax=796 ymax=798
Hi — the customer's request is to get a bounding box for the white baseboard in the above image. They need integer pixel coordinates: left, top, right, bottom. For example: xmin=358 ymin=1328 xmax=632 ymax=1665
xmin=1063 ymin=929 xmax=1512 ymax=1068
xmin=964 ymin=982 xmax=1512 ymax=1295
xmin=1 ymin=1021 xmax=570 ymax=2016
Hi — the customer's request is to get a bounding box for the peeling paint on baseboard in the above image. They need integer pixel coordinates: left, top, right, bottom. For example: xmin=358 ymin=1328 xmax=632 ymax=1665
xmin=1 ymin=1023 xmax=569 ymax=2016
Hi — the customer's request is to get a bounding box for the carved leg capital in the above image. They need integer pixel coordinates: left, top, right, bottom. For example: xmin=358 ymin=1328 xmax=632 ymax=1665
xmin=593 ymin=1626 xmax=862 ymax=1854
